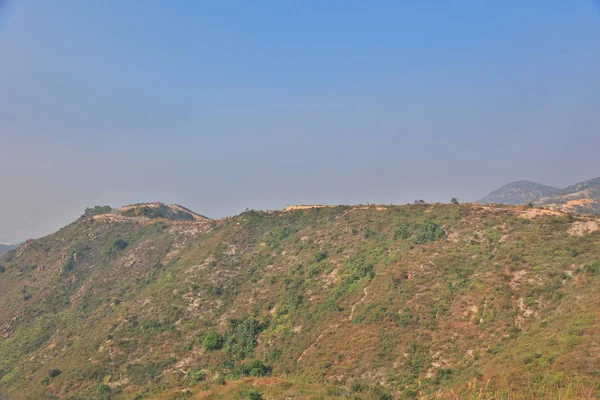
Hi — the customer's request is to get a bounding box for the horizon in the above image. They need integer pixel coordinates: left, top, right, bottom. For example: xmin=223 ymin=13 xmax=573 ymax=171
xmin=2 ymin=1 xmax=600 ymax=240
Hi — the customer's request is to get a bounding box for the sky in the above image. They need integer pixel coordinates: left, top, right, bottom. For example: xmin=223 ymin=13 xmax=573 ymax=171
xmin=1 ymin=0 xmax=599 ymax=241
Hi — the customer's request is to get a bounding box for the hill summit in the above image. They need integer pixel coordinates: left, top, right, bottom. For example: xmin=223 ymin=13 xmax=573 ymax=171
xmin=478 ymin=180 xmax=560 ymax=205
xmin=81 ymin=202 xmax=210 ymax=222
xmin=118 ymin=202 xmax=210 ymax=221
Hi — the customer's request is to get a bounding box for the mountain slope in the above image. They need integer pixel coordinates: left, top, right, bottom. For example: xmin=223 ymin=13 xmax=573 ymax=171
xmin=536 ymin=176 xmax=600 ymax=214
xmin=479 ymin=180 xmax=560 ymax=205
xmin=1 ymin=203 xmax=600 ymax=399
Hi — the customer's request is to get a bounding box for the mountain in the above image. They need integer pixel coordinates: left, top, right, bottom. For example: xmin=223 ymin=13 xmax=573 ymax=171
xmin=535 ymin=176 xmax=600 ymax=214
xmin=0 ymin=244 xmax=17 ymax=256
xmin=479 ymin=180 xmax=560 ymax=205
xmin=1 ymin=202 xmax=600 ymax=399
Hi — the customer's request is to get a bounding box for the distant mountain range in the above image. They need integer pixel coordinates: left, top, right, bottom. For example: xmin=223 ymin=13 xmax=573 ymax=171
xmin=0 ymin=244 xmax=17 ymax=255
xmin=480 ymin=176 xmax=600 ymax=214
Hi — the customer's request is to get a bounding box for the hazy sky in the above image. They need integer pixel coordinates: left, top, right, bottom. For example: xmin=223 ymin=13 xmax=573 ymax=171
xmin=1 ymin=1 xmax=599 ymax=241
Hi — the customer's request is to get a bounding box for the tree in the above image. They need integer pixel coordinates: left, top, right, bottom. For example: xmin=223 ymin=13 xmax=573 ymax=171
xmin=450 ymin=198 xmax=459 ymax=205
xmin=203 ymin=331 xmax=224 ymax=350
xmin=111 ymin=238 xmax=129 ymax=251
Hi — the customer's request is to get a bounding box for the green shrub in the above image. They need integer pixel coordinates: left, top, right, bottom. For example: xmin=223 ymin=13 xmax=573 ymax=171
xmin=225 ymin=317 xmax=266 ymax=359
xmin=394 ymin=223 xmax=413 ymax=240
xmin=584 ymin=260 xmax=600 ymax=275
xmin=61 ymin=255 xmax=76 ymax=275
xmin=111 ymin=238 xmax=129 ymax=251
xmin=140 ymin=320 xmax=165 ymax=338
xmin=188 ymin=369 xmax=206 ymax=384
xmin=246 ymin=359 xmax=272 ymax=377
xmin=412 ymin=221 xmax=445 ymax=244
xmin=203 ymin=331 xmax=224 ymax=350
xmin=48 ymin=368 xmax=62 ymax=378
xmin=245 ymin=389 xmax=263 ymax=400
xmin=315 ymin=251 xmax=328 ymax=262
xmin=96 ymin=383 xmax=111 ymax=394
xmin=127 ymin=358 xmax=174 ymax=385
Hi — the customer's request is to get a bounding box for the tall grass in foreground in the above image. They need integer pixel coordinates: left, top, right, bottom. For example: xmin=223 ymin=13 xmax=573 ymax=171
xmin=430 ymin=378 xmax=598 ymax=400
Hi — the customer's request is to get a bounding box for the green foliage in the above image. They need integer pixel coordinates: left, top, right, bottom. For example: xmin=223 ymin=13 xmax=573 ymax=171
xmin=245 ymin=389 xmax=264 ymax=400
xmin=246 ymin=359 xmax=272 ymax=377
xmin=96 ymin=383 xmax=111 ymax=394
xmin=81 ymin=205 xmax=112 ymax=218
xmin=584 ymin=260 xmax=600 ymax=275
xmin=48 ymin=368 xmax=62 ymax=378
xmin=188 ymin=369 xmax=206 ymax=384
xmin=111 ymin=238 xmax=129 ymax=251
xmin=412 ymin=220 xmax=445 ymax=244
xmin=225 ymin=317 xmax=267 ymax=359
xmin=140 ymin=320 xmax=165 ymax=338
xmin=127 ymin=358 xmax=175 ymax=385
xmin=202 ymin=331 xmax=224 ymax=350
xmin=267 ymin=226 xmax=292 ymax=249
xmin=394 ymin=223 xmax=413 ymax=240
xmin=451 ymin=197 xmax=459 ymax=205
xmin=315 ymin=251 xmax=328 ymax=262
xmin=61 ymin=252 xmax=77 ymax=275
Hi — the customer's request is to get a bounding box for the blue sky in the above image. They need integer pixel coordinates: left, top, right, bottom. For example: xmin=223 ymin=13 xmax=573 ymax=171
xmin=1 ymin=0 xmax=600 ymax=240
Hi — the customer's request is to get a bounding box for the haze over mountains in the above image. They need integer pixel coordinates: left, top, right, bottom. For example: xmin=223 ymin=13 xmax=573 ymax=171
xmin=0 ymin=245 xmax=17 ymax=256
xmin=479 ymin=175 xmax=600 ymax=214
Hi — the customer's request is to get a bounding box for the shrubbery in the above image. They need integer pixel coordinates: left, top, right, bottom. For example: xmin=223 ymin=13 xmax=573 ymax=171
xmin=111 ymin=238 xmax=129 ymax=251
xmin=584 ymin=260 xmax=600 ymax=275
xmin=188 ymin=369 xmax=206 ymax=384
xmin=245 ymin=389 xmax=263 ymax=400
xmin=246 ymin=359 xmax=272 ymax=377
xmin=412 ymin=221 xmax=445 ymax=244
xmin=202 ymin=331 xmax=224 ymax=350
xmin=224 ymin=317 xmax=266 ymax=359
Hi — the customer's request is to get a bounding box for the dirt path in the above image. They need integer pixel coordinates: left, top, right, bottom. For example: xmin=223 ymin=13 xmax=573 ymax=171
xmin=297 ymin=278 xmax=375 ymax=363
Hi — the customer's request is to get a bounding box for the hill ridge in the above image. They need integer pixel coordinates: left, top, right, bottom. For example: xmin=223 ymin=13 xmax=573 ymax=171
xmin=1 ymin=203 xmax=600 ymax=398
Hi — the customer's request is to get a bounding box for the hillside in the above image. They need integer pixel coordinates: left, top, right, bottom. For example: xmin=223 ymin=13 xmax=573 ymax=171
xmin=478 ymin=181 xmax=560 ymax=205
xmin=1 ymin=203 xmax=600 ymax=399
xmin=536 ymin=177 xmax=600 ymax=214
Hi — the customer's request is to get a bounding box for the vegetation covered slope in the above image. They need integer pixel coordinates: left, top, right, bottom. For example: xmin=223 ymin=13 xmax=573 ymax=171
xmin=1 ymin=203 xmax=600 ymax=399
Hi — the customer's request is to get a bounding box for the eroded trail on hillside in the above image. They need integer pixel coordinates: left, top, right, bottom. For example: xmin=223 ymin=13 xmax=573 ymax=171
xmin=297 ymin=278 xmax=375 ymax=363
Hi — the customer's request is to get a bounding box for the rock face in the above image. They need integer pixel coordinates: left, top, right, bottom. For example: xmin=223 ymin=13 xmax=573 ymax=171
xmin=479 ymin=180 xmax=560 ymax=205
